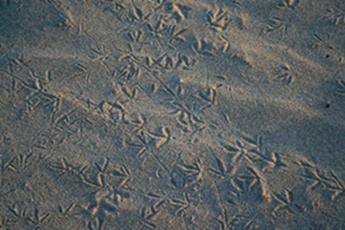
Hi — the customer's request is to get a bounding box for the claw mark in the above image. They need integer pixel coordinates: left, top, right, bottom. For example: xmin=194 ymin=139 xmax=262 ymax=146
xmin=278 ymin=0 xmax=299 ymax=10
xmin=336 ymin=79 xmax=345 ymax=96
xmin=274 ymin=64 xmax=294 ymax=86
xmin=325 ymin=6 xmax=345 ymax=26
xmin=312 ymin=33 xmax=335 ymax=50
xmin=266 ymin=17 xmax=289 ymax=37
xmin=207 ymin=8 xmax=232 ymax=32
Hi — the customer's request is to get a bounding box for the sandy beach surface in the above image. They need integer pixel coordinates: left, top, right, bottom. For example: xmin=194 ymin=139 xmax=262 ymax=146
xmin=1 ymin=0 xmax=345 ymax=229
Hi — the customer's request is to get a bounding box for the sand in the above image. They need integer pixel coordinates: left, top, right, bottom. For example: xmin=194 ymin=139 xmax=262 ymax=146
xmin=0 ymin=0 xmax=345 ymax=229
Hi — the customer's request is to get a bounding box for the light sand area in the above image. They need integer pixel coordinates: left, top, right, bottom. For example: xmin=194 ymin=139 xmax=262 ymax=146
xmin=1 ymin=0 xmax=345 ymax=229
